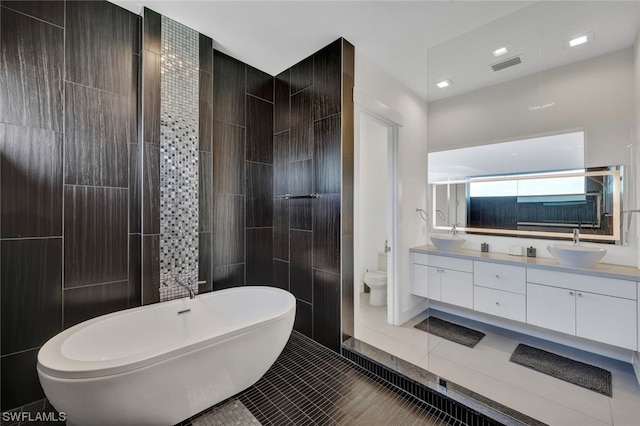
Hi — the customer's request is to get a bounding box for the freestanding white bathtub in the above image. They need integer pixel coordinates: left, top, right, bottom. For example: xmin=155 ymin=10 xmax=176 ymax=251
xmin=37 ymin=286 xmax=295 ymax=426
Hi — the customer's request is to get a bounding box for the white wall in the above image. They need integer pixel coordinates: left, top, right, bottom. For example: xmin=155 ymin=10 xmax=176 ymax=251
xmin=359 ymin=115 xmax=388 ymax=292
xmin=355 ymin=51 xmax=430 ymax=324
xmin=635 ymin=32 xmax=640 ymax=269
xmin=428 ymin=47 xmax=639 ymax=267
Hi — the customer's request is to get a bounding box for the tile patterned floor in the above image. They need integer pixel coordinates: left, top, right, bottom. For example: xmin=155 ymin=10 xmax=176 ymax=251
xmin=183 ymin=332 xmax=462 ymax=426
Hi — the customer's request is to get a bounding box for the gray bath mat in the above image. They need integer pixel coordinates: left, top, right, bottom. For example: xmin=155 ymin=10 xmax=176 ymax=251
xmin=414 ymin=317 xmax=485 ymax=348
xmin=509 ymin=344 xmax=612 ymax=397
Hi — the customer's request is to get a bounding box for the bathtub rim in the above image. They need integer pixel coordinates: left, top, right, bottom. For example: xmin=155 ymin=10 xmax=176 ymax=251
xmin=37 ymin=286 xmax=295 ymax=379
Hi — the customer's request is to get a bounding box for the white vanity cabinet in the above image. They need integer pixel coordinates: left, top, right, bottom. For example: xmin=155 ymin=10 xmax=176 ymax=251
xmin=473 ymin=261 xmax=526 ymax=322
xmin=411 ymin=253 xmax=473 ymax=309
xmin=527 ymin=269 xmax=638 ymax=351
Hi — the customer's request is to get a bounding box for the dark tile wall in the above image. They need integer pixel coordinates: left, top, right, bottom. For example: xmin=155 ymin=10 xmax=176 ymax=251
xmin=0 ymin=0 xmax=140 ymax=411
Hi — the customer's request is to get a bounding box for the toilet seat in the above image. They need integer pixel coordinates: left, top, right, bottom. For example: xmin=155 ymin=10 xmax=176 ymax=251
xmin=364 ymin=271 xmax=387 ymax=285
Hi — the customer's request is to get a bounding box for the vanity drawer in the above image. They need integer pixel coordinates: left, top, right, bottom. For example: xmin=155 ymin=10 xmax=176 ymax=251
xmin=474 ymin=261 xmax=526 ymax=294
xmin=527 ymin=268 xmax=636 ymax=300
xmin=474 ymin=286 xmax=526 ymax=322
xmin=412 ymin=253 xmax=473 ymax=273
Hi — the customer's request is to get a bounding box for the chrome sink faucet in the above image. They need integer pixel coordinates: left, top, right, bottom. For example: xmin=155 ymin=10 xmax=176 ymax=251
xmin=572 ymin=228 xmax=580 ymax=245
xmin=451 ymin=223 xmax=458 ymax=236
xmin=175 ymin=276 xmax=195 ymax=299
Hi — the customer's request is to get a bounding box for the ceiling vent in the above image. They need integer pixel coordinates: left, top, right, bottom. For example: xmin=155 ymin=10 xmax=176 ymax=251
xmin=491 ymin=56 xmax=521 ymax=72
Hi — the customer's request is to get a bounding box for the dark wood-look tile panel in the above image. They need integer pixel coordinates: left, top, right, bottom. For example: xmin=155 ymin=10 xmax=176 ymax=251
xmin=314 ymin=114 xmax=341 ymax=194
xmin=64 ymin=82 xmax=129 ymax=188
xmin=143 ymin=143 xmax=160 ymax=234
xmin=213 ymin=122 xmax=245 ymax=195
xmin=213 ymin=264 xmax=245 ymax=291
xmin=64 ymin=186 xmax=128 ymax=288
xmin=213 ymin=50 xmax=245 ymax=127
xmin=274 ymin=131 xmax=289 ymax=196
xmin=131 ymin=14 xmax=141 ymax=55
xmin=1 ymin=239 xmax=62 ymax=355
xmin=143 ymin=7 xmax=161 ymax=54
xmin=290 ymin=230 xmax=312 ymax=303
xmin=313 ymin=193 xmax=340 ymax=274
xmin=199 ymin=70 xmax=213 ymax=152
xmin=142 ymin=50 xmax=161 ymax=144
xmin=289 ymin=160 xmax=312 ymax=231
xmin=246 ymin=96 xmax=273 ymax=164
xmin=1 ymin=1 xmax=64 ymax=27
xmin=289 ymin=88 xmax=313 ymax=162
xmin=274 ymin=70 xmax=290 ymax=134
xmin=247 ymin=65 xmax=274 ymax=102
xmin=273 ymin=199 xmax=289 ymax=261
xmin=293 ymin=300 xmax=312 ymax=338
xmin=65 ymin=0 xmax=133 ymax=96
xmin=129 ymin=142 xmax=141 ymax=234
xmin=130 ymin=52 xmax=140 ymax=144
xmin=198 ymin=232 xmax=212 ymax=293
xmin=273 ymin=259 xmax=289 ymax=291
xmin=0 ymin=8 xmax=63 ymax=131
xmin=0 ymin=124 xmax=62 ymax=238
xmin=199 ymin=33 xmax=213 ymax=73
xmin=63 ymin=281 xmax=129 ymax=328
xmin=313 ymin=39 xmax=342 ymax=120
xmin=0 ymin=349 xmax=44 ymax=411
xmin=199 ymin=151 xmax=212 ymax=232
xmin=142 ymin=234 xmax=160 ymax=305
xmin=213 ymin=194 xmax=245 ymax=266
xmin=313 ymin=269 xmax=341 ymax=352
xmin=246 ymin=162 xmax=273 ymax=228
xmin=246 ymin=228 xmax=273 ymax=286
xmin=290 ymin=56 xmax=313 ymax=94
xmin=129 ymin=234 xmax=142 ymax=307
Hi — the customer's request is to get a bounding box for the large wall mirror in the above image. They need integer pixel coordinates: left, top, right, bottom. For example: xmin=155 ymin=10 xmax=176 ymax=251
xmin=427 ymin=1 xmax=639 ymax=245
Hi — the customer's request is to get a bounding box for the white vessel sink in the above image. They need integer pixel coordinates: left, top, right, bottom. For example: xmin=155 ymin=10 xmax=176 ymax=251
xmin=431 ymin=235 xmax=465 ymax=252
xmin=547 ymin=244 xmax=607 ymax=268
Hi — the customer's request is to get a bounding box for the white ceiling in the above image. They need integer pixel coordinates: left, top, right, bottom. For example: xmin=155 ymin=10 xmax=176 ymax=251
xmin=110 ymin=1 xmax=640 ymax=104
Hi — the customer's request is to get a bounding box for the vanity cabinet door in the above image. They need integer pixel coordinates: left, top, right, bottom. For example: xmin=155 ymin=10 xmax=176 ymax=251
xmin=576 ymin=291 xmax=637 ymax=351
xmin=412 ymin=263 xmax=430 ymax=298
xmin=474 ymin=286 xmax=526 ymax=322
xmin=441 ymin=269 xmax=473 ymax=309
xmin=527 ymin=283 xmax=575 ymax=335
xmin=426 ymin=266 xmax=442 ymax=301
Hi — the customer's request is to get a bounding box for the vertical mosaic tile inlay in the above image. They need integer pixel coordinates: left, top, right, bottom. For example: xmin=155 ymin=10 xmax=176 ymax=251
xmin=159 ymin=16 xmax=199 ymax=300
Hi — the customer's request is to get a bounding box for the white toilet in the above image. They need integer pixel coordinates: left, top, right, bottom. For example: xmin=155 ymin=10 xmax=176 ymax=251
xmin=364 ymin=252 xmax=387 ymax=306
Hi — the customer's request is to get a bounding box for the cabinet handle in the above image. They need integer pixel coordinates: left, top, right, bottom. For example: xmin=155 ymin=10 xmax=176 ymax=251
xmin=495 ymin=301 xmax=500 ymax=306
xmin=578 ymin=293 xmax=583 ymax=297
xmin=569 ymin=291 xmax=574 ymax=296
xmin=495 ymin=274 xmax=500 ymax=279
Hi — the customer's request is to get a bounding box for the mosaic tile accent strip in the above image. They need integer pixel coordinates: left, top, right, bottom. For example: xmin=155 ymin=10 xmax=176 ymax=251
xmin=159 ymin=15 xmax=199 ymax=300
xmin=191 ymin=399 xmax=261 ymax=426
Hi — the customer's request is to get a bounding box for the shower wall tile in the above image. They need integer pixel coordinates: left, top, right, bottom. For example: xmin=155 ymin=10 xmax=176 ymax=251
xmin=290 ymin=56 xmax=313 ymax=94
xmin=132 ymin=15 xmax=141 ymax=55
xmin=143 ymin=143 xmax=161 ymax=235
xmin=274 ymin=70 xmax=290 ymax=133
xmin=0 ymin=349 xmax=43 ymax=411
xmin=66 ymin=0 xmax=133 ymax=96
xmin=247 ymin=96 xmax=273 ymax=164
xmin=290 ymin=230 xmax=312 ymax=303
xmin=130 ymin=52 xmax=140 ymax=143
xmin=313 ymin=193 xmax=341 ymax=274
xmin=213 ymin=122 xmax=245 ymax=195
xmin=213 ymin=264 xmax=245 ymax=291
xmin=313 ymin=39 xmax=342 ymax=120
xmin=65 ymin=82 xmax=129 ymax=188
xmin=199 ymin=152 xmax=212 ymax=232
xmin=314 ymin=114 xmax=341 ymax=194
xmin=273 ymin=199 xmax=289 ymax=261
xmin=0 ymin=124 xmax=62 ymax=238
xmin=199 ymin=71 xmax=213 ymax=152
xmin=213 ymin=51 xmax=245 ymax=126
xmin=247 ymin=66 xmax=274 ymax=102
xmin=0 ymin=8 xmax=63 ymax=131
xmin=273 ymin=259 xmax=289 ymax=291
xmin=142 ymin=235 xmax=160 ymax=305
xmin=64 ymin=186 xmax=128 ymax=288
xmin=143 ymin=51 xmax=161 ymax=143
xmin=246 ymin=228 xmax=273 ymax=286
xmin=313 ymin=269 xmax=341 ymax=352
xmin=129 ymin=234 xmax=142 ymax=307
xmin=130 ymin=143 xmax=141 ymax=234
xmin=294 ymin=299 xmax=312 ymax=338
xmin=213 ymin=195 xmax=245 ymax=266
xmin=199 ymin=232 xmax=212 ymax=293
xmin=289 ymin=160 xmax=312 ymax=230
xmin=199 ymin=34 xmax=213 ymax=73
xmin=63 ymin=281 xmax=129 ymax=328
xmin=274 ymin=131 xmax=290 ymax=196
xmin=290 ymin=89 xmax=313 ymax=161
xmin=247 ymin=162 xmax=273 ymax=228
xmin=1 ymin=1 xmax=64 ymax=27
xmin=1 ymin=239 xmax=62 ymax=355
xmin=143 ymin=8 xmax=161 ymax=54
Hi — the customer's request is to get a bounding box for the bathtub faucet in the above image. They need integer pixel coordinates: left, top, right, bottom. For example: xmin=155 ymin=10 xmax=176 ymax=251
xmin=175 ymin=276 xmax=195 ymax=299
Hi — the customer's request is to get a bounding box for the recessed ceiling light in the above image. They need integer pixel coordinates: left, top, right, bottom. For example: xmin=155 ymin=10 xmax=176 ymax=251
xmin=568 ymin=32 xmax=593 ymax=48
xmin=493 ymin=47 xmax=508 ymax=57
xmin=436 ymin=79 xmax=452 ymax=89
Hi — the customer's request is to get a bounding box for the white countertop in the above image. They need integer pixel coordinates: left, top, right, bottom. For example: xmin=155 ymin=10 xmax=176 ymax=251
xmin=410 ymin=245 xmax=640 ymax=281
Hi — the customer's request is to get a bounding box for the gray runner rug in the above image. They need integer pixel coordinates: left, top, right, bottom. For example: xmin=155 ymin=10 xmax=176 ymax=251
xmin=509 ymin=344 xmax=612 ymax=397
xmin=414 ymin=317 xmax=485 ymax=348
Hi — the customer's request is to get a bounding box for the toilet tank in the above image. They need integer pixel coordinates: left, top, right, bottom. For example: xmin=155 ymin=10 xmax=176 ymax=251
xmin=377 ymin=252 xmax=388 ymax=272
